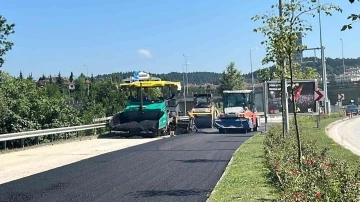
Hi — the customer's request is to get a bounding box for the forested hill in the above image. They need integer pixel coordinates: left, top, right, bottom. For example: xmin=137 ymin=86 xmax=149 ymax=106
xmin=299 ymin=57 xmax=360 ymax=75
xmin=95 ymin=57 xmax=360 ymax=85
xmin=95 ymin=71 xmax=223 ymax=85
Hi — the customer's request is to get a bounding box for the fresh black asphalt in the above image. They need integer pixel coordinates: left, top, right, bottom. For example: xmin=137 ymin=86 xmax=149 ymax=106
xmin=0 ymin=128 xmax=262 ymax=202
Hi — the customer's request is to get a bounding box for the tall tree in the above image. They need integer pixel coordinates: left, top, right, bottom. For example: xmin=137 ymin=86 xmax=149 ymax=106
xmin=252 ymin=0 xmax=340 ymax=166
xmin=56 ymin=72 xmax=63 ymax=85
xmin=217 ymin=62 xmax=246 ymax=95
xmin=56 ymin=72 xmax=64 ymax=94
xmin=69 ymin=72 xmax=74 ymax=82
xmin=38 ymin=74 xmax=46 ymax=81
xmin=49 ymin=74 xmax=53 ymax=84
xmin=27 ymin=73 xmax=33 ymax=80
xmin=0 ymin=15 xmax=15 ymax=68
xmin=18 ymin=71 xmax=23 ymax=80
xmin=341 ymin=0 xmax=359 ymax=31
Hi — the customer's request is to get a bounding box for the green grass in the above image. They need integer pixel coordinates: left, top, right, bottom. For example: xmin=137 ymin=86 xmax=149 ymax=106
xmin=209 ymin=134 xmax=277 ymax=202
xmin=300 ymin=116 xmax=360 ymax=169
xmin=209 ymin=115 xmax=360 ymax=202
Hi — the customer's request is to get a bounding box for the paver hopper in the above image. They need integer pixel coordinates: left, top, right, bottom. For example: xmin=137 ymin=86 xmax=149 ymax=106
xmin=109 ymin=79 xmax=194 ymax=137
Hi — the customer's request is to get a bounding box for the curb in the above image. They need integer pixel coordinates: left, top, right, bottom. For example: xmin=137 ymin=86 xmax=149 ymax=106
xmin=205 ymin=133 xmax=259 ymax=202
xmin=325 ymin=116 xmax=360 ymax=156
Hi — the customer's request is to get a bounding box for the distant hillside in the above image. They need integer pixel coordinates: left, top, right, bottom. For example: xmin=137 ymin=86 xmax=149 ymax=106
xmin=95 ymin=71 xmax=223 ymax=85
xmin=245 ymin=57 xmax=360 ymax=81
xmin=94 ymin=57 xmax=360 ymax=85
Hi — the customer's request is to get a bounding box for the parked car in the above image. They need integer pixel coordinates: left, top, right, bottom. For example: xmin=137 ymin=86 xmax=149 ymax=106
xmin=345 ymin=105 xmax=359 ymax=115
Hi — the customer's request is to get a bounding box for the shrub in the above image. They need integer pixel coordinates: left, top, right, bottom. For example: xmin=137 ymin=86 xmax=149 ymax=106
xmin=264 ymin=118 xmax=360 ymax=201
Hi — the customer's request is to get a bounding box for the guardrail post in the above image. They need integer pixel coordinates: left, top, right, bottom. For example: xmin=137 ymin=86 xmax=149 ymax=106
xmin=50 ymin=134 xmax=54 ymax=142
xmin=21 ymin=139 xmax=25 ymax=148
xmin=2 ymin=141 xmax=6 ymax=150
xmin=65 ymin=133 xmax=67 ymax=140
xmin=76 ymin=131 xmax=79 ymax=138
xmin=35 ymin=136 xmax=39 ymax=145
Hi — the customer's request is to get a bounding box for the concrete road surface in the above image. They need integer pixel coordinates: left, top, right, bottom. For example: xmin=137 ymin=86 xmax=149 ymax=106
xmin=0 ymin=128 xmax=263 ymax=202
xmin=327 ymin=116 xmax=360 ymax=156
xmin=0 ymin=137 xmax=163 ymax=185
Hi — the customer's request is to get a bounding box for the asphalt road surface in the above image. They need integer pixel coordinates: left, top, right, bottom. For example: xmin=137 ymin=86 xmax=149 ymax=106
xmin=0 ymin=128 xmax=264 ymax=202
xmin=327 ymin=116 xmax=360 ymax=156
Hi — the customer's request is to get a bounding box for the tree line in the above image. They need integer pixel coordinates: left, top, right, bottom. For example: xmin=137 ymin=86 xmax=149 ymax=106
xmin=93 ymin=56 xmax=360 ymax=86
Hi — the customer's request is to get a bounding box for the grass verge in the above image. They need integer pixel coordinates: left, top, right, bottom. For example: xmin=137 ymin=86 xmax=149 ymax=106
xmin=209 ymin=114 xmax=360 ymax=201
xmin=300 ymin=116 xmax=360 ymax=169
xmin=209 ymin=133 xmax=277 ymax=202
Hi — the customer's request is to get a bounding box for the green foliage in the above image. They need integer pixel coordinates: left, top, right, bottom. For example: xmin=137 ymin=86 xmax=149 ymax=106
xmin=0 ymin=73 xmax=82 ymax=134
xmin=217 ymin=62 xmax=246 ymax=94
xmin=27 ymin=73 xmax=33 ymax=80
xmin=257 ymin=65 xmax=319 ymax=82
xmin=264 ymin=118 xmax=360 ymax=201
xmin=96 ymin=71 xmax=223 ymax=85
xmin=252 ymin=0 xmax=340 ymax=82
xmin=253 ymin=0 xmax=341 ymax=167
xmin=56 ymin=72 xmax=63 ymax=85
xmin=0 ymin=69 xmax=128 ymax=149
xmin=88 ymin=78 xmax=126 ymax=117
xmin=0 ymin=15 xmax=15 ymax=68
xmin=341 ymin=0 xmax=360 ymax=31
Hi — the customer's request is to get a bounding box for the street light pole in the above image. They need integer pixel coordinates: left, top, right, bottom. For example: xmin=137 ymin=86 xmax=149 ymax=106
xmin=84 ymin=64 xmax=90 ymax=96
xmin=182 ymin=64 xmax=187 ymax=115
xmin=340 ymin=38 xmax=345 ymax=84
xmin=250 ymin=47 xmax=258 ymax=92
xmin=279 ymin=0 xmax=290 ymax=133
xmin=317 ymin=0 xmax=329 ymax=114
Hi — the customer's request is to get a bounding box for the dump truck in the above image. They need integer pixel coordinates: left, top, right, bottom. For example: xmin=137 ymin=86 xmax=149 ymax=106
xmin=214 ymin=90 xmax=259 ymax=133
xmin=191 ymin=93 xmax=219 ymax=128
xmin=108 ymin=79 xmax=196 ymax=137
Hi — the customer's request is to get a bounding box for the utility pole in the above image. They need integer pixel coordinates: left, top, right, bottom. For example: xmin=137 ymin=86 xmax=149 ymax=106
xmin=340 ymin=38 xmax=345 ymax=84
xmin=279 ymin=0 xmax=290 ymax=133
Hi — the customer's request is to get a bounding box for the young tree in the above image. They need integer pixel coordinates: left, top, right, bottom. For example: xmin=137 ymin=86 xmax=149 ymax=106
xmin=69 ymin=71 xmax=74 ymax=82
xmin=341 ymin=0 xmax=359 ymax=31
xmin=49 ymin=74 xmax=53 ymax=84
xmin=252 ymin=0 xmax=340 ymax=166
xmin=0 ymin=15 xmax=15 ymax=68
xmin=217 ymin=62 xmax=246 ymax=95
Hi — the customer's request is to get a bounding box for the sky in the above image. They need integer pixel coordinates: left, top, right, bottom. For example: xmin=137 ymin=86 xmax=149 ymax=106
xmin=0 ymin=0 xmax=359 ymax=79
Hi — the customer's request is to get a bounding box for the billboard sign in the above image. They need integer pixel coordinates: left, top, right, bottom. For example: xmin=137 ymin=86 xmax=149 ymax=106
xmin=266 ymin=79 xmax=318 ymax=114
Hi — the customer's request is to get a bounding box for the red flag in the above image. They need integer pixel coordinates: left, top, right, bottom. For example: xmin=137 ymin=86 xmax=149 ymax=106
xmin=293 ymin=85 xmax=303 ymax=100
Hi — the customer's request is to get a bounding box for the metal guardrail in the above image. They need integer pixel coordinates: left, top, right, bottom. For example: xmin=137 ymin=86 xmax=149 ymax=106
xmin=0 ymin=119 xmax=112 ymax=150
xmin=93 ymin=116 xmax=112 ymax=122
